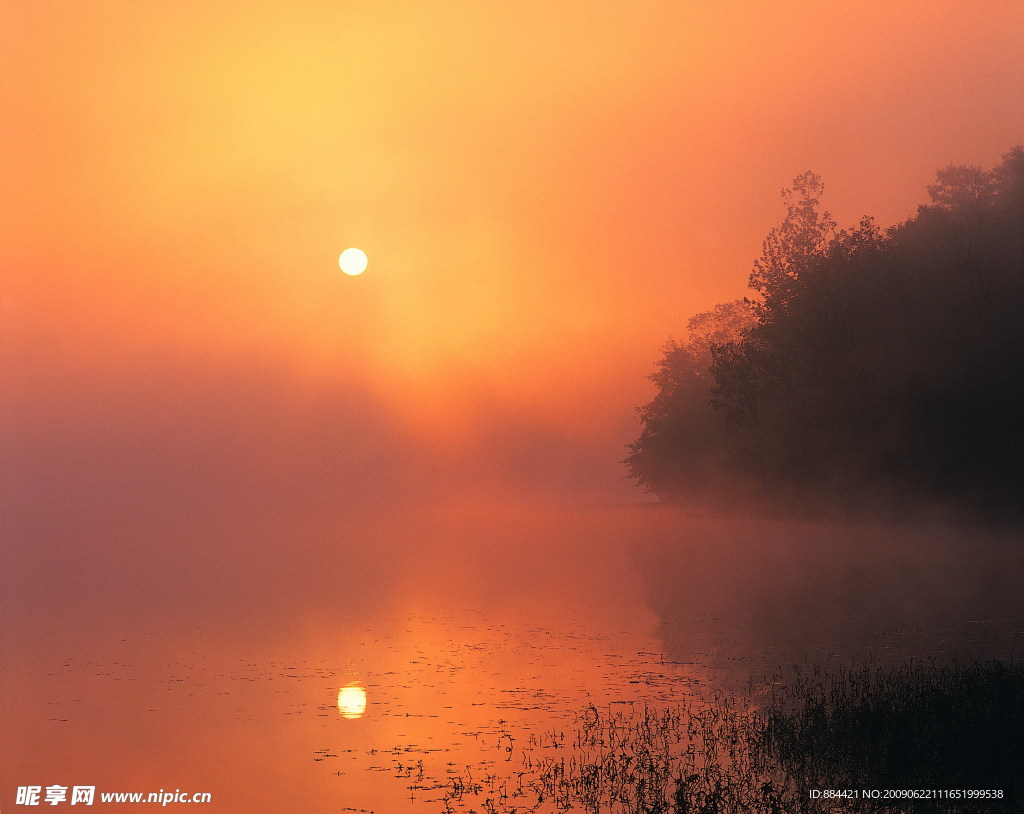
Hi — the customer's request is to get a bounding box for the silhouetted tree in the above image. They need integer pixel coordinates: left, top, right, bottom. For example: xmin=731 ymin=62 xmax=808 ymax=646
xmin=685 ymin=299 xmax=755 ymax=371
xmin=625 ymin=302 xmax=754 ymax=498
xmin=629 ymin=146 xmax=1024 ymax=516
xmin=927 ymin=164 xmax=996 ymax=210
xmin=625 ymin=342 xmax=719 ymax=498
xmin=748 ymin=172 xmax=837 ymax=322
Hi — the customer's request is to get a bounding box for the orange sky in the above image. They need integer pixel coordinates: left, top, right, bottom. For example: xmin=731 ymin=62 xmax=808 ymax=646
xmin=4 ymin=0 xmax=1023 ymax=505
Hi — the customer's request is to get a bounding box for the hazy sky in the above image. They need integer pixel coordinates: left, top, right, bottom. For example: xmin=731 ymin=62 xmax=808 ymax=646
xmin=4 ymin=0 xmax=1023 ymax=511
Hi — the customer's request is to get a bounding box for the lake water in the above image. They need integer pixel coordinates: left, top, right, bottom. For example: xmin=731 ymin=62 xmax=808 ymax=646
xmin=3 ymin=503 xmax=1022 ymax=812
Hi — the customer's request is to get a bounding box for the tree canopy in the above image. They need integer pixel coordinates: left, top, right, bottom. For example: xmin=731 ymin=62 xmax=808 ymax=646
xmin=627 ymin=146 xmax=1024 ymax=516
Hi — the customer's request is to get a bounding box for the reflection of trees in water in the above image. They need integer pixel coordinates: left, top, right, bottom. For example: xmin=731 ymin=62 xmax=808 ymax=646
xmin=440 ymin=660 xmax=1024 ymax=814
xmin=632 ymin=519 xmax=1024 ymax=680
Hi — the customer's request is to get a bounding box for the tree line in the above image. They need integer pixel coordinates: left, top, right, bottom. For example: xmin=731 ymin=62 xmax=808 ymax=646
xmin=626 ymin=146 xmax=1024 ymax=516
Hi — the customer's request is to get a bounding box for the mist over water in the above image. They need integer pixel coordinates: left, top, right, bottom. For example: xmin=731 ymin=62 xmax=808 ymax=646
xmin=4 ymin=486 xmax=1022 ymax=811
xmin=3 ymin=239 xmax=1022 ymax=808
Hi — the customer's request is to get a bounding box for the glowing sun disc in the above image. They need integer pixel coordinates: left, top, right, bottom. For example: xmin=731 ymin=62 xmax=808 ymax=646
xmin=337 ymin=685 xmax=367 ymax=719
xmin=339 ymin=248 xmax=368 ymax=276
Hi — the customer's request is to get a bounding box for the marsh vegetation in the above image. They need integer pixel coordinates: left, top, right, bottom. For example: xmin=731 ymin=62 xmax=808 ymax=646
xmin=441 ymin=660 xmax=1024 ymax=814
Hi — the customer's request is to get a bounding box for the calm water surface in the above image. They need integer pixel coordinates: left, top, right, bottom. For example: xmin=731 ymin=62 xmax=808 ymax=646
xmin=3 ymin=504 xmax=1022 ymax=812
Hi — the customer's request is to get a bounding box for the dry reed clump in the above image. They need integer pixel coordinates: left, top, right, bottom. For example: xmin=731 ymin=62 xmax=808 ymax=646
xmin=440 ymin=660 xmax=1024 ymax=814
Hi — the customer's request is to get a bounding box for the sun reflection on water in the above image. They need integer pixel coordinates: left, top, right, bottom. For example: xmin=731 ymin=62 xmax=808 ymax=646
xmin=337 ymin=684 xmax=368 ymax=719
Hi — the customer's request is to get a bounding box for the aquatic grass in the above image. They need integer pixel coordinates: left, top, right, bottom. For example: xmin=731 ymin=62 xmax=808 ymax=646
xmin=438 ymin=659 xmax=1024 ymax=814
xmin=757 ymin=659 xmax=1024 ymax=808
xmin=441 ymin=696 xmax=792 ymax=814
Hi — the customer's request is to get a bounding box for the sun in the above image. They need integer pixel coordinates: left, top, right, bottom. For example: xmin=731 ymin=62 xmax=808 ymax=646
xmin=339 ymin=248 xmax=368 ymax=276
